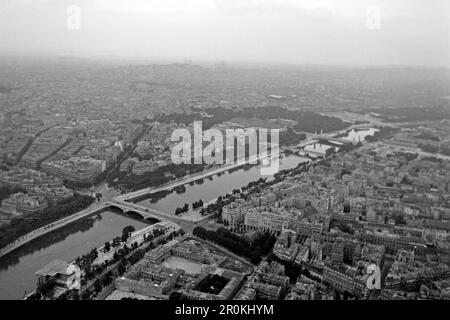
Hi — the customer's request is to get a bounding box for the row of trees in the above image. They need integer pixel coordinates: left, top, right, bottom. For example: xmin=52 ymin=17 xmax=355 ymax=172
xmin=79 ymin=228 xmax=185 ymax=300
xmin=103 ymin=225 xmax=136 ymax=254
xmin=192 ymin=199 xmax=204 ymax=210
xmin=143 ymin=227 xmax=166 ymax=242
xmin=29 ymin=224 xmax=185 ymax=300
xmin=174 ymin=203 xmax=189 ymax=215
xmin=203 ymin=161 xmax=310 ymax=221
xmin=74 ymin=225 xmax=139 ymax=283
xmin=0 ymin=193 xmax=95 ymax=248
xmin=201 ymin=194 xmax=234 ymax=217
xmin=110 ymin=162 xmax=207 ymax=192
xmin=75 ymin=248 xmax=99 ymax=272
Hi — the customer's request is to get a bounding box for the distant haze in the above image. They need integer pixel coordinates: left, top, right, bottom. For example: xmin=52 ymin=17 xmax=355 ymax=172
xmin=0 ymin=0 xmax=449 ymax=67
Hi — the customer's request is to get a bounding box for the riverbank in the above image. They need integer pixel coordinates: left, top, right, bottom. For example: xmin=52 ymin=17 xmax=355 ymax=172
xmin=0 ymin=210 xmax=152 ymax=300
xmin=0 ymin=195 xmax=96 ymax=258
xmin=137 ymin=153 xmax=309 ymax=218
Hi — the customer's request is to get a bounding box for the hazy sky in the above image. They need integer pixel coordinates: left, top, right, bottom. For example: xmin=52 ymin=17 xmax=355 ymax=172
xmin=0 ymin=0 xmax=449 ymax=66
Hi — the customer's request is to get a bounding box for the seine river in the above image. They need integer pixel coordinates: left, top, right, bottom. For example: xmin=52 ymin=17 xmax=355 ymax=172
xmin=0 ymin=211 xmax=150 ymax=300
xmin=0 ymin=153 xmax=309 ymax=300
xmin=0 ymin=128 xmax=378 ymax=300
xmin=138 ymin=154 xmax=310 ymax=214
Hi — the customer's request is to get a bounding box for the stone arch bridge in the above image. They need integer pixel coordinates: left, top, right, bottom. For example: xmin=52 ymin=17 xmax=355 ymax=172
xmin=103 ymin=201 xmax=165 ymax=222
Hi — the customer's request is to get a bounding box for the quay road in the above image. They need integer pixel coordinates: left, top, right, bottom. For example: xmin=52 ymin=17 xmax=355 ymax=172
xmin=0 ymin=198 xmax=205 ymax=259
xmin=0 ymin=201 xmax=110 ymax=259
xmin=0 ymin=187 xmax=217 ymax=259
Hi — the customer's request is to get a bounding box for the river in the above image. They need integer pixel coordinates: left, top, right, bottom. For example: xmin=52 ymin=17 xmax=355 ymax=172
xmin=0 ymin=153 xmax=309 ymax=300
xmin=138 ymin=153 xmax=309 ymax=214
xmin=0 ymin=211 xmax=150 ymax=300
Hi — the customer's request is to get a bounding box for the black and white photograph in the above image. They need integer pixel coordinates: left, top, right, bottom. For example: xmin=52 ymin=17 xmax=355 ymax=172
xmin=0 ymin=0 xmax=450 ymax=311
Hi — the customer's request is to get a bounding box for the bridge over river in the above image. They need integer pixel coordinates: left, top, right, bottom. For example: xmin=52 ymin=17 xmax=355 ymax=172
xmin=104 ymin=201 xmax=198 ymax=233
xmin=0 ymin=145 xmax=293 ymax=258
xmin=0 ymin=198 xmax=201 ymax=259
